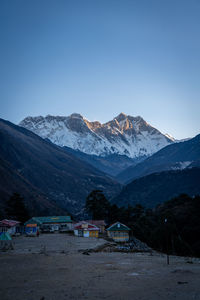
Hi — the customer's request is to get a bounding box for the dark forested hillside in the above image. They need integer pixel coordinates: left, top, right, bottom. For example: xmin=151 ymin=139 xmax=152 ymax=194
xmin=84 ymin=191 xmax=200 ymax=257
xmin=127 ymin=194 xmax=200 ymax=257
xmin=63 ymin=146 xmax=141 ymax=177
xmin=113 ymin=168 xmax=200 ymax=208
xmin=0 ymin=119 xmax=121 ymax=216
xmin=131 ymin=194 xmax=200 ymax=257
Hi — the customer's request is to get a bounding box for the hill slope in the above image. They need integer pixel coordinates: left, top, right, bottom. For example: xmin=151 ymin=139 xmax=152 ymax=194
xmin=62 ymin=146 xmax=143 ymax=177
xmin=113 ymin=168 xmax=200 ymax=208
xmin=117 ymin=134 xmax=200 ymax=183
xmin=0 ymin=155 xmax=63 ymax=216
xmin=0 ymin=119 xmax=121 ymax=216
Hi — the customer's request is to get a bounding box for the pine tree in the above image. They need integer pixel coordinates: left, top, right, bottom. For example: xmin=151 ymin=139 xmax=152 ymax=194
xmin=5 ymin=193 xmax=30 ymax=223
xmin=85 ymin=190 xmax=110 ymax=220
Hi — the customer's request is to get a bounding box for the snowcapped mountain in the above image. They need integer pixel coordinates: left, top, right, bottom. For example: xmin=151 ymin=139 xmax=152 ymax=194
xmin=19 ymin=113 xmax=174 ymax=159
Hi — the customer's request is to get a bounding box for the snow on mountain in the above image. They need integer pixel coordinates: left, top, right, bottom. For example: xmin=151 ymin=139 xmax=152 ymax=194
xmin=170 ymin=161 xmax=192 ymax=170
xmin=165 ymin=133 xmax=175 ymax=141
xmin=19 ymin=113 xmax=174 ymax=158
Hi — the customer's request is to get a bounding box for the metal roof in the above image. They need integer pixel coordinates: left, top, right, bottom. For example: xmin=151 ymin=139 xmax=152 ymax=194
xmin=0 ymin=219 xmax=20 ymax=227
xmin=25 ymin=216 xmax=72 ymax=225
xmin=107 ymin=222 xmax=130 ymax=231
xmin=74 ymin=221 xmax=100 ymax=231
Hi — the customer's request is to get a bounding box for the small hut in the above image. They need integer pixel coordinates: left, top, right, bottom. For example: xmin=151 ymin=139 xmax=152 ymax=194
xmin=0 ymin=232 xmax=13 ymax=250
xmin=74 ymin=221 xmax=100 ymax=237
xmin=0 ymin=219 xmax=20 ymax=236
xmin=85 ymin=220 xmax=106 ymax=233
xmin=25 ymin=224 xmax=38 ymax=236
xmin=25 ymin=216 xmax=72 ymax=233
xmin=107 ymin=222 xmax=130 ymax=242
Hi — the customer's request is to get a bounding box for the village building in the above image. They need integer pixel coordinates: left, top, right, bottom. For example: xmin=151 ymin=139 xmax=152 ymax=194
xmin=0 ymin=232 xmax=13 ymax=250
xmin=85 ymin=220 xmax=106 ymax=233
xmin=107 ymin=222 xmax=131 ymax=242
xmin=25 ymin=216 xmax=72 ymax=233
xmin=74 ymin=221 xmax=100 ymax=238
xmin=25 ymin=223 xmax=38 ymax=236
xmin=0 ymin=219 xmax=21 ymax=236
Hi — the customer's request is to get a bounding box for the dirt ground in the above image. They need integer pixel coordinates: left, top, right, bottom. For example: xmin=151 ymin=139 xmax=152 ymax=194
xmin=0 ymin=234 xmax=200 ymax=300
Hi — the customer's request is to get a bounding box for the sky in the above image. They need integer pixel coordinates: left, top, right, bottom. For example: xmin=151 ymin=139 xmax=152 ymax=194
xmin=0 ymin=0 xmax=200 ymax=139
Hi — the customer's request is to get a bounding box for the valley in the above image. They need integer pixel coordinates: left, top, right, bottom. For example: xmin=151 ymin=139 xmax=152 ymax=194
xmin=0 ymin=114 xmax=199 ymax=218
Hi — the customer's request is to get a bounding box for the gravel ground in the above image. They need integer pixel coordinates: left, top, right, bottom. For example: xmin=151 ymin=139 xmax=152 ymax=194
xmin=0 ymin=234 xmax=200 ymax=300
xmin=8 ymin=233 xmax=106 ymax=254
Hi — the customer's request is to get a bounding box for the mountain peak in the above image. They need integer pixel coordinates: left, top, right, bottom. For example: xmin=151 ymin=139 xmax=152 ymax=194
xmin=70 ymin=113 xmax=83 ymax=119
xmin=19 ymin=113 xmax=174 ymax=158
xmin=115 ymin=113 xmax=127 ymax=122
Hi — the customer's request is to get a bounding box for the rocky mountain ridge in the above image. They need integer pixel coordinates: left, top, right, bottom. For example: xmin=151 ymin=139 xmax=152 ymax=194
xmin=19 ymin=113 xmax=174 ymax=159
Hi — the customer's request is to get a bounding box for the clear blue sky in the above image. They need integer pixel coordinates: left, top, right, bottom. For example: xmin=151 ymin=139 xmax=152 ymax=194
xmin=0 ymin=0 xmax=200 ymax=139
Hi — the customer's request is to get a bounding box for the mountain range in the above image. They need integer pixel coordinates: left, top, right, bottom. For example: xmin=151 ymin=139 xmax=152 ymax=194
xmin=1 ymin=113 xmax=199 ymax=217
xmin=19 ymin=113 xmax=175 ymax=176
xmin=20 ymin=113 xmax=173 ymax=158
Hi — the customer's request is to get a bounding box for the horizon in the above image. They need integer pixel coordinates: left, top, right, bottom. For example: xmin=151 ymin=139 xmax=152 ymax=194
xmin=1 ymin=0 xmax=200 ymax=140
xmin=2 ymin=110 xmax=198 ymax=140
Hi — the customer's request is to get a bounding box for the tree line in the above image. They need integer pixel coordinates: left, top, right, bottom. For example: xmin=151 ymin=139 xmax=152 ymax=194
xmin=1 ymin=193 xmax=30 ymax=223
xmin=85 ymin=190 xmax=200 ymax=257
xmin=1 ymin=190 xmax=200 ymax=257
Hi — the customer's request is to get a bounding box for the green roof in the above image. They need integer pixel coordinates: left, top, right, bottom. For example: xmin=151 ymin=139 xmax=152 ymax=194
xmin=25 ymin=216 xmax=72 ymax=225
xmin=107 ymin=222 xmax=130 ymax=231
xmin=0 ymin=232 xmax=12 ymax=241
